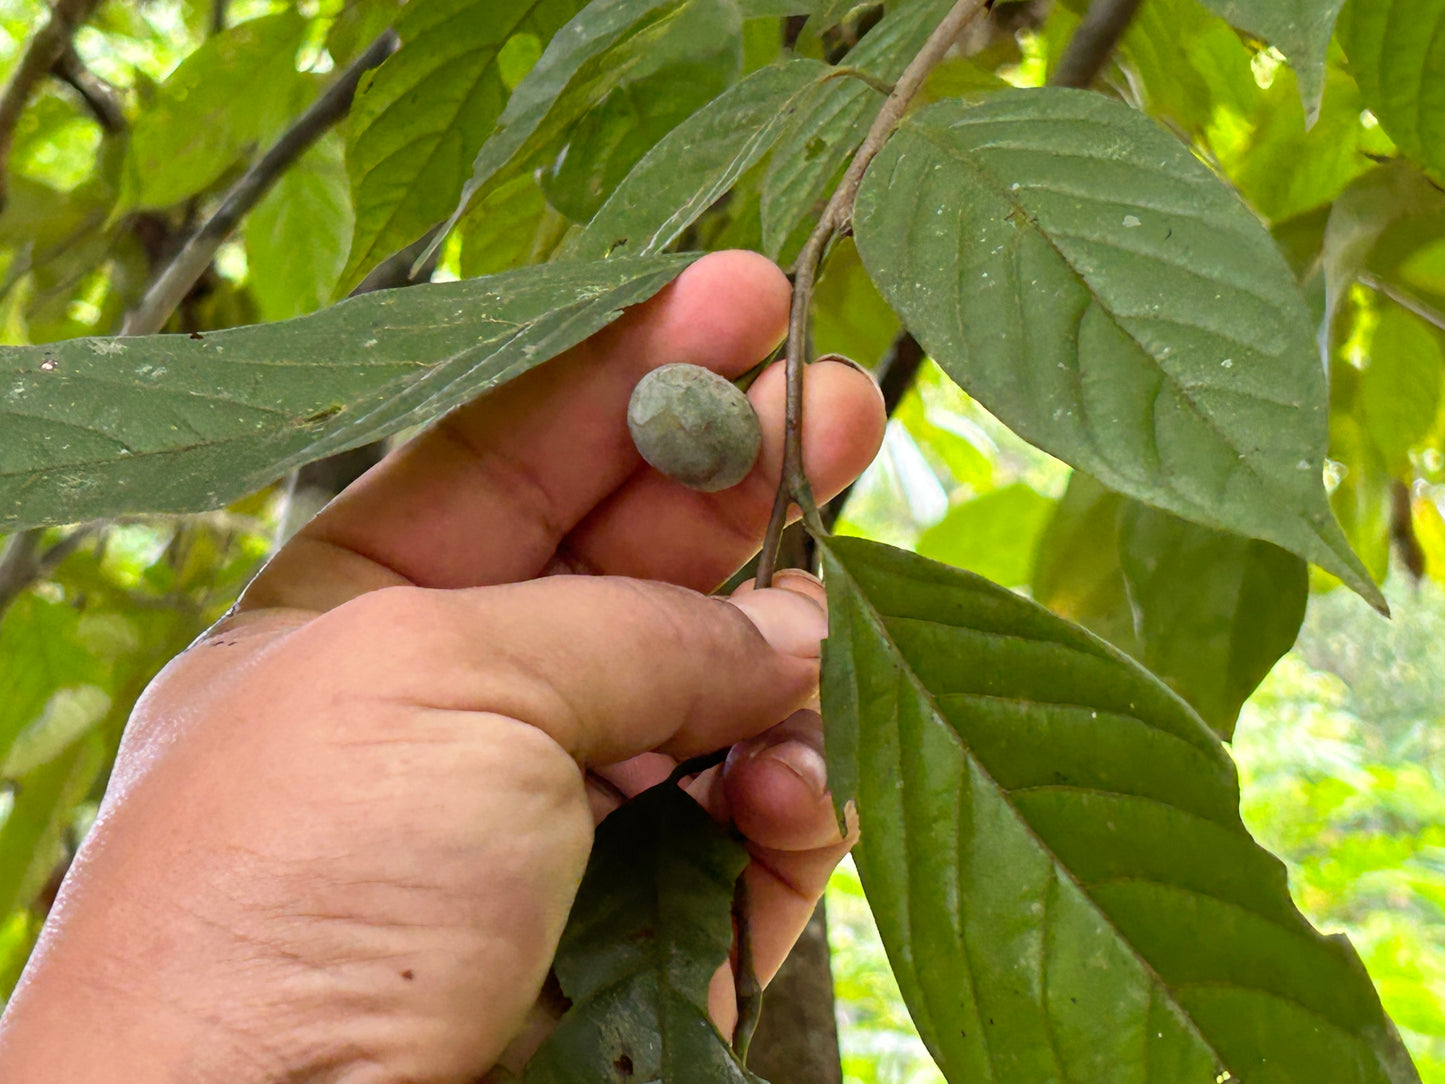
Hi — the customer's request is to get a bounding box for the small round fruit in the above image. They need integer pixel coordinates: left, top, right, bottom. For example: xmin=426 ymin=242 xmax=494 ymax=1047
xmin=627 ymin=363 xmax=762 ymax=492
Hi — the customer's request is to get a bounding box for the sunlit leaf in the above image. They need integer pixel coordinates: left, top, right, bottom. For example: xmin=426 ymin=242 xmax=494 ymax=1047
xmin=854 ymin=88 xmax=1383 ymax=611
xmin=338 ymin=0 xmax=585 ymax=291
xmin=1196 ymin=0 xmax=1347 ymax=123
xmin=119 ymin=11 xmax=309 ymax=211
xmin=819 ymin=534 xmax=1421 ymax=1084
xmin=1338 ymin=0 xmax=1445 ymax=183
xmin=245 ymin=133 xmax=353 ymax=322
xmin=1118 ymin=502 xmax=1308 ymax=739
xmin=523 ymin=781 xmax=762 ymax=1083
xmin=0 ymin=735 xmax=104 ymax=917
xmin=0 ymin=255 xmax=695 ymax=530
xmin=916 ymin=482 xmax=1053 ymax=588
xmin=1359 ymin=304 xmax=1445 ymax=475
xmin=457 ymin=173 xmax=569 ymax=277
xmin=567 ymin=58 xmax=827 ymax=260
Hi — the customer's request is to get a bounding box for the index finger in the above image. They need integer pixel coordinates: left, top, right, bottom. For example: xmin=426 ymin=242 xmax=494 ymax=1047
xmin=243 ymin=251 xmax=792 ymax=613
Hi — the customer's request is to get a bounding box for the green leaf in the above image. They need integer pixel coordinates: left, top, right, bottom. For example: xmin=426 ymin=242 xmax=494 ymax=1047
xmin=338 ymin=0 xmax=586 ymax=291
xmin=916 ymin=483 xmax=1054 ymax=588
xmin=1360 ymin=303 xmax=1445 ymax=475
xmin=433 ymin=0 xmax=709 ymax=258
xmin=0 ymin=734 xmax=105 ymax=917
xmin=119 ymin=11 xmax=309 ymax=211
xmin=0 ymin=594 xmax=104 ymax=767
xmin=1030 ymin=472 xmax=1140 ymax=655
xmin=1195 ymin=0 xmax=1348 ymax=123
xmin=853 ymin=88 xmax=1384 ymax=611
xmin=245 ymin=132 xmax=353 ymax=322
xmin=759 ymin=0 xmax=955 ymax=262
xmin=457 ymin=173 xmax=568 ymax=278
xmin=541 ymin=0 xmax=742 ymax=223
xmin=523 ymin=780 xmax=762 ymax=1083
xmin=566 ymin=59 xmax=827 ymax=260
xmin=1118 ymin=502 xmax=1308 ymax=739
xmin=1338 ymin=0 xmax=1445 ymax=183
xmin=326 ymin=0 xmax=406 ymax=63
xmin=0 ymin=254 xmax=695 ymax=530
xmin=811 ymin=237 xmax=901 ymax=368
xmin=818 ymin=533 xmax=1422 ymax=1084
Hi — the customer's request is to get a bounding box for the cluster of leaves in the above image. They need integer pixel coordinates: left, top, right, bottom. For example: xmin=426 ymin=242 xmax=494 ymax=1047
xmin=2 ymin=0 xmax=1445 ymax=1080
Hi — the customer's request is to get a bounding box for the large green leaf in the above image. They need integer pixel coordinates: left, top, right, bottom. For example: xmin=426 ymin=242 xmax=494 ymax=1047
xmin=1118 ymin=502 xmax=1308 ymax=739
xmin=1030 ymin=472 xmax=1138 ymax=657
xmin=245 ymin=132 xmax=353 ymax=322
xmin=853 ymin=88 xmax=1383 ymax=611
xmin=0 ymin=735 xmax=105 ymax=918
xmin=540 ymin=0 xmax=742 ymax=223
xmin=758 ymin=0 xmax=955 ymax=261
xmin=118 ymin=11 xmax=310 ymax=212
xmin=567 ymin=59 xmax=828 ymax=260
xmin=523 ymin=781 xmax=762 ymax=1083
xmin=338 ymin=0 xmax=584 ymax=291
xmin=433 ymin=0 xmax=715 ymax=257
xmin=916 ymin=483 xmax=1053 ymax=588
xmin=1359 ymin=303 xmax=1445 ymax=476
xmin=1338 ymin=0 xmax=1445 ymax=184
xmin=1195 ymin=0 xmax=1347 ymax=122
xmin=818 ymin=534 xmax=1421 ymax=1084
xmin=0 ymin=254 xmax=694 ymax=530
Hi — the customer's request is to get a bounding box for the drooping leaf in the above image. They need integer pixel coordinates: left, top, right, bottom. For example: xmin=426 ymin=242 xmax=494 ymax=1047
xmin=1338 ymin=0 xmax=1445 ymax=183
xmin=118 ymin=11 xmax=309 ymax=212
xmin=819 ymin=533 xmax=1421 ymax=1084
xmin=1328 ymin=394 xmax=1394 ymax=586
xmin=1030 ymin=472 xmax=1138 ymax=656
xmin=523 ymin=781 xmax=763 ymax=1083
xmin=432 ymin=0 xmax=712 ymax=259
xmin=1196 ymin=0 xmax=1348 ymax=123
xmin=915 ymin=482 xmax=1054 ymax=588
xmin=759 ymin=0 xmax=955 ymax=261
xmin=541 ymin=0 xmax=742 ymax=222
xmin=245 ymin=132 xmax=353 ymax=322
xmin=567 ymin=59 xmax=828 ymax=260
xmin=1118 ymin=502 xmax=1308 ymax=739
xmin=0 ymin=254 xmax=695 ymax=531
xmin=1359 ymin=303 xmax=1445 ymax=475
xmin=338 ymin=0 xmax=586 ymax=291
xmin=853 ymin=88 xmax=1384 ymax=611
xmin=811 ymin=237 xmax=901 ymax=368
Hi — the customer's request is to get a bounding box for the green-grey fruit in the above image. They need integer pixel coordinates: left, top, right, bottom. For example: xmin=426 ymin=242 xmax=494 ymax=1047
xmin=627 ymin=363 xmax=762 ymax=492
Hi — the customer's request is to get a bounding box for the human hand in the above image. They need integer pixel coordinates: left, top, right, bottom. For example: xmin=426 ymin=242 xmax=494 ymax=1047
xmin=0 ymin=251 xmax=887 ymax=1083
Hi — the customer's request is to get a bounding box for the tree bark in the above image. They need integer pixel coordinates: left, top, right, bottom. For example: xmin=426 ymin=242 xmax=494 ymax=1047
xmin=747 ymin=902 xmax=843 ymax=1084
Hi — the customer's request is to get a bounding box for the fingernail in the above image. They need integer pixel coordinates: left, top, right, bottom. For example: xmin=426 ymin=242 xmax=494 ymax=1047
xmin=815 ymin=353 xmax=872 ymax=379
xmin=730 ymin=586 xmax=828 ymax=659
xmin=758 ymin=739 xmax=829 ymax=799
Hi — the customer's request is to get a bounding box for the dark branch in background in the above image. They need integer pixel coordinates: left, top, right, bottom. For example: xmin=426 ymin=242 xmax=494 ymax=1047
xmin=757 ymin=0 xmax=991 ymax=586
xmin=351 ymin=226 xmax=444 ymax=296
xmin=50 ymin=45 xmax=125 ymax=133
xmin=210 ymin=0 xmax=228 ymax=36
xmin=0 ymin=526 xmax=93 ymax=614
xmin=1050 ymin=0 xmax=1145 ymax=89
xmin=0 ymin=0 xmax=102 ymax=210
xmin=122 ymin=30 xmax=400 ymax=335
xmin=1390 ymin=480 xmax=1426 ymax=582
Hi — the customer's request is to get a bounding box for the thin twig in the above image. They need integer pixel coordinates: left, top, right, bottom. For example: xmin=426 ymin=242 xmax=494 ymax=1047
xmin=1360 ymin=272 xmax=1445 ymax=336
xmin=731 ymin=874 xmax=763 ymax=1062
xmin=51 ymin=46 xmax=125 ymax=133
xmin=0 ymin=0 xmax=101 ymax=210
xmin=121 ymin=30 xmax=399 ymax=336
xmin=1050 ymin=0 xmax=1145 ymax=89
xmin=756 ymin=0 xmax=989 ymax=586
xmin=0 ymin=524 xmax=94 ymax=614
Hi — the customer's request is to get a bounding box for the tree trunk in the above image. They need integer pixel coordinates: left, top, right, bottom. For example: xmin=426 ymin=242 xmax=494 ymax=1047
xmin=747 ymin=902 xmax=842 ymax=1084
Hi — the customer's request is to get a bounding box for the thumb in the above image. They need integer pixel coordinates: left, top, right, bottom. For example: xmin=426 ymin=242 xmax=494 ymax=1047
xmin=318 ymin=570 xmax=828 ymax=766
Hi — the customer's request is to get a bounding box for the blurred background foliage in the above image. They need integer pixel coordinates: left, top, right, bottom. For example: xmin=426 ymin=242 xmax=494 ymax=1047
xmin=0 ymin=0 xmax=1443 ymax=1079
